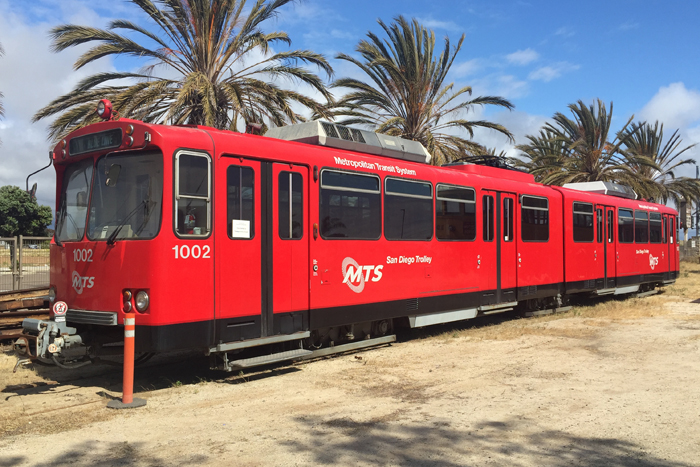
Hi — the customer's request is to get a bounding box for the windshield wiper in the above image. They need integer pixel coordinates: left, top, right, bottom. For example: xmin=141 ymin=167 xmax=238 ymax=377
xmin=55 ymin=210 xmax=83 ymax=247
xmin=106 ymin=199 xmax=149 ymax=246
xmin=54 ymin=209 xmax=64 ymax=247
xmin=54 ymin=192 xmax=66 ymax=247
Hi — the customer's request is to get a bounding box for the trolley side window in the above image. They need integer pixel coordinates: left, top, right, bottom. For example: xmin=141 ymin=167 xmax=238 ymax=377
xmin=670 ymin=216 xmax=675 ymax=244
xmin=436 ymin=185 xmax=476 ymax=241
xmin=384 ymin=178 xmax=433 ymax=240
xmin=607 ymin=210 xmax=614 ymax=243
xmin=175 ymin=152 xmax=211 ymax=237
xmin=573 ymin=202 xmax=594 ymax=242
xmin=279 ymin=171 xmax=303 ymax=240
xmin=596 ymin=208 xmax=603 ymax=243
xmin=521 ymin=195 xmax=549 ymax=242
xmin=618 ymin=209 xmax=634 ymax=243
xmin=649 ymin=212 xmax=662 ymax=243
xmin=662 ymin=216 xmax=667 ymax=244
xmin=227 ymin=165 xmax=254 ymax=239
xmin=503 ymin=197 xmax=514 ymax=242
xmin=482 ymin=195 xmax=494 ymax=242
xmin=635 ymin=210 xmax=649 ymax=243
xmin=320 ymin=170 xmax=380 ymax=239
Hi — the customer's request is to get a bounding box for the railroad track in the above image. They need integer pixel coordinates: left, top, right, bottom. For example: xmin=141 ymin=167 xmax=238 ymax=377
xmin=0 ymin=288 xmax=49 ymax=341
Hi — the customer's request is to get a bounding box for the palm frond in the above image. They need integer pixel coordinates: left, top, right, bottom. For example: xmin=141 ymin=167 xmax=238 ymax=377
xmin=331 ymin=16 xmax=513 ymax=165
xmin=35 ymin=0 xmax=334 ymax=141
xmin=621 ymin=120 xmax=699 ymax=203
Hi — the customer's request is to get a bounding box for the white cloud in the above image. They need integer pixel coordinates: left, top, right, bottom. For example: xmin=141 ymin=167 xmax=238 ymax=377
xmin=303 ymin=28 xmax=358 ymax=46
xmin=490 ymin=75 xmax=529 ymax=99
xmin=554 ymin=26 xmax=575 ymax=38
xmin=528 ymin=62 xmax=580 ymax=82
xmin=415 ymin=17 xmax=462 ymax=32
xmin=464 ymin=74 xmax=529 ymax=101
xmin=637 ymin=83 xmax=700 ymax=178
xmin=0 ymin=1 xmax=118 ymax=208
xmin=685 ymin=124 xmax=700 ymax=175
xmin=279 ymin=1 xmax=357 ymax=56
xmin=330 ymin=29 xmax=356 ymax=40
xmin=619 ymin=21 xmax=640 ymax=31
xmin=278 ymin=0 xmax=336 ymax=23
xmin=452 ymin=59 xmax=482 ymax=78
xmin=687 ymin=124 xmax=700 ymax=144
xmin=638 ymin=82 xmax=700 ymax=130
xmin=472 ymin=110 xmax=548 ymax=157
xmin=506 ymin=48 xmax=539 ymax=66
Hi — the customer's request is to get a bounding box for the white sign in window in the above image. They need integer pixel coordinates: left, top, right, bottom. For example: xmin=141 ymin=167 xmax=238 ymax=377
xmin=231 ymin=219 xmax=251 ymax=239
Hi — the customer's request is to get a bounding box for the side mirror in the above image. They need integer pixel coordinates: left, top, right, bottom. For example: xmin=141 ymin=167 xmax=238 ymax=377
xmin=106 ymin=164 xmax=121 ymax=187
xmin=76 ymin=191 xmax=88 ymax=208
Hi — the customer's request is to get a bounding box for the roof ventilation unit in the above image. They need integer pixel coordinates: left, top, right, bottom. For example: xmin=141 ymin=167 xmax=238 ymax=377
xmin=265 ymin=121 xmax=431 ymax=164
xmin=563 ymin=181 xmax=637 ymax=200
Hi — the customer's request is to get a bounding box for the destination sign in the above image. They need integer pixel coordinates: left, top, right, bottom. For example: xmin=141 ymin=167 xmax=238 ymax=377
xmin=69 ymin=129 xmax=122 ymax=156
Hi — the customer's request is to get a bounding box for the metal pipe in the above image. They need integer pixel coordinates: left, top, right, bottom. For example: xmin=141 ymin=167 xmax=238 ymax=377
xmin=26 ymin=151 xmax=53 ymax=192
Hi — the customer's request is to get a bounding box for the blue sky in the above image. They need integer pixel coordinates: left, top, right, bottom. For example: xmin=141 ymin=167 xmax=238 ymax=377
xmin=1 ymin=0 xmax=700 ymax=210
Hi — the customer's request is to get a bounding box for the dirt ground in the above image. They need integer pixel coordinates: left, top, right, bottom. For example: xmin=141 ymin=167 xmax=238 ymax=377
xmin=0 ymin=249 xmax=50 ymax=268
xmin=1 ymin=267 xmax=700 ymax=466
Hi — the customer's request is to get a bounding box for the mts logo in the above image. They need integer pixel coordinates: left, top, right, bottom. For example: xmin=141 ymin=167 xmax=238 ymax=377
xmin=342 ymin=257 xmax=383 ymax=293
xmin=72 ymin=271 xmax=95 ymax=295
xmin=649 ymin=254 xmax=659 ymax=270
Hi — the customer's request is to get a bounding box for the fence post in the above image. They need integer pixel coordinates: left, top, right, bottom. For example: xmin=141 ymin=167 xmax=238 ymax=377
xmin=107 ymin=313 xmax=146 ymax=409
xmin=17 ymin=235 xmax=23 ymax=290
xmin=9 ymin=238 xmax=16 ymax=291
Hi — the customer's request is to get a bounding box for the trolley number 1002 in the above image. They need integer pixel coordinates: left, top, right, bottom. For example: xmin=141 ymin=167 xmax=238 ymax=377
xmin=172 ymin=245 xmax=211 ymax=259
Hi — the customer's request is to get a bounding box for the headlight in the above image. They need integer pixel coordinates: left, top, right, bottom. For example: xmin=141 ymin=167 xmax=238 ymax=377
xmin=48 ymin=287 xmax=56 ymax=303
xmin=96 ymin=99 xmax=112 ymax=120
xmin=135 ymin=291 xmax=149 ymax=311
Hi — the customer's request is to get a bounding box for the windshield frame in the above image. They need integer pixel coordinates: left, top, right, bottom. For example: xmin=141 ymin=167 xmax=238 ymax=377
xmin=86 ymin=150 xmax=164 ymax=242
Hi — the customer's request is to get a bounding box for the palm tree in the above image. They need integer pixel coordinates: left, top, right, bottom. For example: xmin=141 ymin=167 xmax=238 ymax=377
xmin=522 ymin=99 xmax=643 ymax=190
xmin=621 ymin=121 xmax=700 ymax=204
xmin=33 ymin=0 xmax=334 ymax=140
xmin=513 ymin=128 xmax=568 ymax=183
xmin=330 ymin=16 xmax=514 ymax=166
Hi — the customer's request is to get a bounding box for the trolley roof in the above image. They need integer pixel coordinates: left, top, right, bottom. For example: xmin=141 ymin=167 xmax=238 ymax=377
xmin=562 ymin=181 xmax=637 ymax=200
xmin=265 ymin=121 xmax=432 ymax=165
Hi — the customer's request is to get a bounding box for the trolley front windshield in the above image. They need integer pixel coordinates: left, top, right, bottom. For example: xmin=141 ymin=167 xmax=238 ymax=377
xmin=87 ymin=151 xmax=163 ymax=241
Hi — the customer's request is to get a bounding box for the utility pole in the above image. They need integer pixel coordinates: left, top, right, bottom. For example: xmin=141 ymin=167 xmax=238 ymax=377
xmin=695 ymin=165 xmax=700 ymax=238
xmin=695 ymin=165 xmax=699 ymax=258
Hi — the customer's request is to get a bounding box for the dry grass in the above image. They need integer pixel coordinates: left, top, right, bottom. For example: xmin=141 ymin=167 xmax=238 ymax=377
xmin=434 ymin=317 xmax=601 ymax=343
xmin=0 ymin=249 xmax=50 ymax=268
xmin=432 ymin=262 xmax=700 ymax=343
xmin=666 ymin=262 xmax=700 ymax=298
xmin=569 ymin=295 xmax=670 ymax=320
